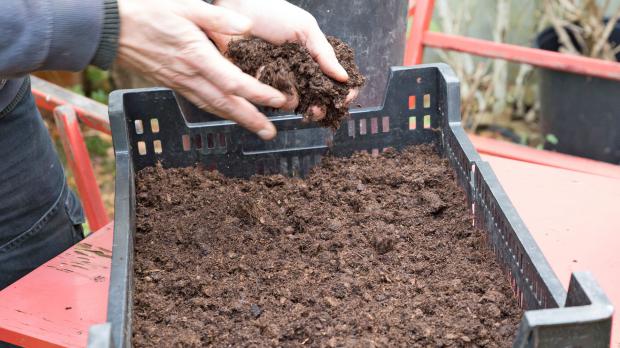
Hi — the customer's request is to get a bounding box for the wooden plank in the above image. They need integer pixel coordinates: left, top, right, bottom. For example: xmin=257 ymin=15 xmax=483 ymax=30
xmin=0 ymin=224 xmax=113 ymax=348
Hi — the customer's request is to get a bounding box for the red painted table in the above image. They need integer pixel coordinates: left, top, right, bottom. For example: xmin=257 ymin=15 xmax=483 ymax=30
xmin=0 ymin=224 xmax=113 ymax=348
xmin=1 ymin=138 xmax=619 ymax=348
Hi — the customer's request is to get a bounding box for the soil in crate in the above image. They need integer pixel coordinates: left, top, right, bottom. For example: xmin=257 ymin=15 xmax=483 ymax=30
xmin=227 ymin=37 xmax=365 ymax=130
xmin=133 ymin=145 xmax=521 ymax=347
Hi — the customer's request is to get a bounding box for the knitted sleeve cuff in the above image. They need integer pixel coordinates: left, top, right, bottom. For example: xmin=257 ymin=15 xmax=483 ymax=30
xmin=91 ymin=0 xmax=120 ymax=70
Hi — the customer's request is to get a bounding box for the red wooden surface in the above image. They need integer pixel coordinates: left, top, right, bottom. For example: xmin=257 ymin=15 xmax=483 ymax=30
xmin=482 ymin=154 xmax=620 ymax=346
xmin=470 ymin=135 xmax=620 ymax=180
xmin=53 ymin=106 xmax=110 ymax=231
xmin=1 ymin=140 xmax=618 ymax=347
xmin=0 ymin=224 xmax=113 ymax=348
xmin=404 ymin=0 xmax=620 ymax=81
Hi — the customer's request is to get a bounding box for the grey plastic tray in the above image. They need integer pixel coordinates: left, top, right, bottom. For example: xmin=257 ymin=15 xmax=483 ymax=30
xmin=88 ymin=64 xmax=613 ymax=348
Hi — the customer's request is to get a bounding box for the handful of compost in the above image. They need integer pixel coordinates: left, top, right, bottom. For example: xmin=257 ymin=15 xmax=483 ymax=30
xmin=227 ymin=37 xmax=365 ymax=130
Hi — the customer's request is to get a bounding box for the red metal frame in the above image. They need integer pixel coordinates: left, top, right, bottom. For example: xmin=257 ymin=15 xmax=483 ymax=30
xmin=53 ymin=105 xmax=110 ymax=231
xmin=405 ymin=0 xmax=435 ymax=66
xmin=405 ymin=0 xmax=620 ymax=80
xmin=32 ymin=76 xmax=110 ymax=230
xmin=32 ymin=76 xmax=110 ymax=135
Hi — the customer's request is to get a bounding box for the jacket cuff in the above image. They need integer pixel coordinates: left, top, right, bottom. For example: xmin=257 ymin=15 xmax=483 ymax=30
xmin=45 ymin=0 xmax=103 ymax=71
xmin=91 ymin=0 xmax=120 ymax=70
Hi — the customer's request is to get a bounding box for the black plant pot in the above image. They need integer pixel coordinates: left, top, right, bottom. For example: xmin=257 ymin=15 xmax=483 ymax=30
xmin=535 ymin=23 xmax=620 ymax=164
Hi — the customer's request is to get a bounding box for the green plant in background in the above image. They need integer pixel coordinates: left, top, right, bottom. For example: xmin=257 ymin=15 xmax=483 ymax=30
xmin=82 ymin=223 xmax=91 ymax=237
xmin=86 ymin=66 xmax=110 ymax=104
xmin=545 ymin=133 xmax=559 ymax=145
xmin=90 ymin=89 xmax=108 ymax=104
xmin=70 ymin=66 xmax=111 ymax=104
xmin=69 ymin=84 xmax=85 ymax=96
xmin=537 ymin=133 xmax=559 ymax=150
xmin=85 ymin=133 xmax=112 ymax=158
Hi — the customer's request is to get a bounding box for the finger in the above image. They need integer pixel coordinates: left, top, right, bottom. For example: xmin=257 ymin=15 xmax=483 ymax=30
xmin=208 ymin=31 xmax=236 ymax=52
xmin=304 ymin=26 xmax=349 ymax=82
xmin=255 ymin=66 xmax=265 ymax=79
xmin=187 ymin=1 xmax=253 ymax=35
xmin=344 ymin=88 xmax=359 ymax=105
xmin=276 ymin=82 xmax=299 ymax=112
xmin=224 ymin=96 xmax=277 ymax=140
xmin=181 ymin=39 xmax=287 ymax=108
xmin=281 ymin=89 xmax=299 ymax=112
xmin=307 ymin=105 xmax=326 ymax=121
xmin=255 ymin=65 xmax=298 ymax=111
xmin=179 ymin=78 xmax=277 ymax=140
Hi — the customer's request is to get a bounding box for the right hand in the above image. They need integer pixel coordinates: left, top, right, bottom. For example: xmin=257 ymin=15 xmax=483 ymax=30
xmin=116 ymin=0 xmax=287 ymax=140
xmin=211 ymin=0 xmax=359 ymax=121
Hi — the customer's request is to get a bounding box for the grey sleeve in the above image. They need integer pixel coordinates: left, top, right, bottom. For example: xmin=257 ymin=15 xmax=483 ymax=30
xmin=0 ymin=0 xmax=120 ymax=78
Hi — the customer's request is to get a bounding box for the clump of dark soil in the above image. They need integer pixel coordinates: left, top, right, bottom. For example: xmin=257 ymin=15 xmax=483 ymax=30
xmin=227 ymin=37 xmax=365 ymax=129
xmin=132 ymin=145 xmax=521 ymax=347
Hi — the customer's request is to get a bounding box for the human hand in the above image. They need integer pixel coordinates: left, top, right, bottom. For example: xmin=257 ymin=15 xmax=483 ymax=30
xmin=116 ymin=0 xmax=287 ymax=140
xmin=210 ymin=0 xmax=360 ymax=120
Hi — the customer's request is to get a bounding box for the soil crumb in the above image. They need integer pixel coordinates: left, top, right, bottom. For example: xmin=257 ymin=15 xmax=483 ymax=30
xmin=227 ymin=37 xmax=365 ymax=130
xmin=132 ymin=145 xmax=521 ymax=347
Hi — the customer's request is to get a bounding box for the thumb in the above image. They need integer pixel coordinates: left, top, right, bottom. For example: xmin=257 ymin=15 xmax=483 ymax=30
xmin=208 ymin=32 xmax=237 ymax=52
xmin=305 ymin=28 xmax=349 ymax=82
xmin=187 ymin=1 xmax=253 ymax=35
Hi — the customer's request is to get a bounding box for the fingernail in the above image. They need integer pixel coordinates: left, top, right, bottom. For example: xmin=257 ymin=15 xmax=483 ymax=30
xmin=269 ymin=96 xmax=287 ymax=107
xmin=338 ymin=65 xmax=349 ymax=81
xmin=257 ymin=126 xmax=276 ymax=141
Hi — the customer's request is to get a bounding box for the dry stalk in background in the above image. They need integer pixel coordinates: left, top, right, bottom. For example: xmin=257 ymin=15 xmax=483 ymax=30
xmin=543 ymin=0 xmax=620 ymax=61
xmin=433 ymin=0 xmax=538 ymax=136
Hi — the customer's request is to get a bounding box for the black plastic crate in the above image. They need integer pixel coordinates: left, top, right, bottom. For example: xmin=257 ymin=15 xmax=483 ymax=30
xmin=88 ymin=64 xmax=613 ymax=348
